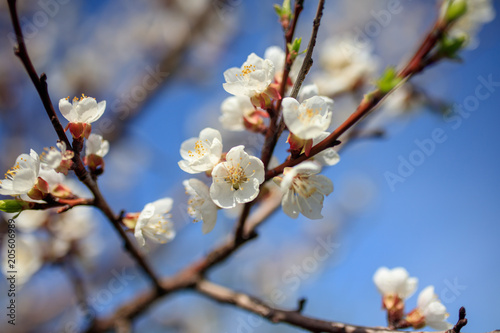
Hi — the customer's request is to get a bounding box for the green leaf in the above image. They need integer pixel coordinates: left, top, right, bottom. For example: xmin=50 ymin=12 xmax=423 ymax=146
xmin=287 ymin=37 xmax=302 ymax=54
xmin=438 ymin=34 xmax=467 ymax=58
xmin=274 ymin=0 xmax=292 ymax=17
xmin=376 ymin=67 xmax=402 ymax=94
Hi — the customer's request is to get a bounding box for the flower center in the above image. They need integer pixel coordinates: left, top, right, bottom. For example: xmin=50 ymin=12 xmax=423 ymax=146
xmin=188 ymin=140 xmax=208 ymax=158
xmin=292 ymin=176 xmax=317 ymax=198
xmin=148 ymin=216 xmax=171 ymax=235
xmin=236 ymin=64 xmax=257 ymax=79
xmin=298 ymin=107 xmax=321 ymax=124
xmin=1 ymin=159 xmax=25 ymax=184
xmin=224 ymin=163 xmax=250 ymax=190
xmin=70 ymin=93 xmax=93 ymax=103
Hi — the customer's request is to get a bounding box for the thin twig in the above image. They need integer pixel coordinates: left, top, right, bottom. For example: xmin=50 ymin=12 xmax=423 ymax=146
xmin=289 ymin=0 xmax=325 ymax=99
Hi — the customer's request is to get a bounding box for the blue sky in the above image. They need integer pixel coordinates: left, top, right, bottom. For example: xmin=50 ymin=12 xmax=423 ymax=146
xmin=108 ymin=1 xmax=500 ymax=331
xmin=2 ymin=0 xmax=500 ymax=332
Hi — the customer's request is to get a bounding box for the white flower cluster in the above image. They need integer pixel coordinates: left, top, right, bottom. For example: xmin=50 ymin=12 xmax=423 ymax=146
xmin=179 ymin=49 xmax=342 ymax=233
xmin=373 ymin=267 xmax=452 ymax=330
xmin=0 ymin=96 xmax=109 ymax=201
xmin=178 ymin=127 xmax=265 ymax=233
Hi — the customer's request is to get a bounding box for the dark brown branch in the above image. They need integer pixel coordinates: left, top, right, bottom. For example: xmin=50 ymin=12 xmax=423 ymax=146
xmin=29 ymin=197 xmax=94 ymax=213
xmin=89 ymin=188 xmax=283 ymax=331
xmin=196 ymin=279 xmax=472 ymax=333
xmin=450 ymin=307 xmax=468 ymax=333
xmin=7 ymin=1 xmax=70 ymax=149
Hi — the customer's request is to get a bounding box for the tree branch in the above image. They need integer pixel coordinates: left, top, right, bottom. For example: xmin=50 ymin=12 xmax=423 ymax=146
xmin=195 ymin=280 xmax=483 ymax=333
xmin=7 ymin=0 xmax=164 ymax=295
xmin=266 ymin=11 xmax=450 ymax=180
xmin=88 ymin=187 xmax=283 ymax=331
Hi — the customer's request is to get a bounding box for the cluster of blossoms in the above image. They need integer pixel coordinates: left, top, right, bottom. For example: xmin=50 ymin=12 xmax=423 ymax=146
xmin=0 ymin=94 xmax=178 ymax=250
xmin=373 ymin=267 xmax=452 ymax=330
xmin=0 ymin=96 xmax=109 ymax=201
xmin=179 ymin=47 xmax=342 ymax=233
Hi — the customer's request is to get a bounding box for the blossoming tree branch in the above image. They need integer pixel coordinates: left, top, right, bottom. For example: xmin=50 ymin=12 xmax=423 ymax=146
xmin=1 ymin=0 xmax=495 ymax=332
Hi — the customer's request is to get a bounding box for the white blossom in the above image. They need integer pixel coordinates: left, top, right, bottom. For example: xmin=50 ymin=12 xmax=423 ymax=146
xmin=219 ymin=96 xmax=257 ymax=131
xmin=210 ymin=145 xmax=265 ymax=209
xmin=59 ymin=95 xmax=106 ymax=124
xmin=0 ymin=150 xmax=41 ymax=197
xmin=277 ymin=161 xmax=333 ymax=219
xmin=134 ymin=198 xmax=176 ymax=247
xmin=373 ymin=266 xmax=418 ymax=299
xmin=223 ymin=53 xmax=275 ymax=98
xmin=38 ymin=168 xmax=65 ymax=192
xmin=407 ymin=286 xmax=453 ymax=330
xmin=314 ymin=36 xmax=379 ymax=96
xmin=183 ymin=178 xmax=218 ymax=234
xmin=282 ymin=96 xmax=334 ymax=140
xmin=178 ymin=128 xmax=223 ymax=174
xmin=41 ymin=141 xmax=74 ymax=175
xmin=85 ymin=133 xmax=110 ymax=157
xmin=2 ymin=233 xmax=43 ymax=286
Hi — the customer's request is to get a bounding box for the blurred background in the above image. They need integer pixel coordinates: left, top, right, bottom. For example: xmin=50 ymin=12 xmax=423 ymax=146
xmin=0 ymin=0 xmax=499 ymax=332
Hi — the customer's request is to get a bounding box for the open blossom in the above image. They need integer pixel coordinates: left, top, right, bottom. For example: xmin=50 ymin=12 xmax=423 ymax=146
xmin=59 ymin=95 xmax=106 ymax=138
xmin=41 ymin=141 xmax=74 ymax=175
xmin=2 ymin=234 xmax=43 ymax=286
xmin=275 ymin=162 xmax=333 ymax=219
xmin=85 ymin=133 xmax=109 ymax=171
xmin=223 ymin=53 xmax=278 ymax=107
xmin=86 ymin=133 xmax=109 ymax=157
xmin=314 ymin=36 xmax=379 ymax=96
xmin=373 ymin=266 xmax=418 ymax=299
xmin=219 ymin=96 xmax=268 ymax=132
xmin=134 ymin=198 xmax=176 ymax=247
xmin=210 ymin=145 xmax=265 ymax=209
xmin=406 ymin=286 xmax=453 ymax=330
xmin=282 ymin=96 xmax=334 ymax=140
xmin=0 ymin=149 xmax=48 ymax=200
xmin=447 ymin=0 xmax=495 ymax=48
xmin=183 ymin=179 xmax=218 ymax=234
xmin=178 ymin=128 xmax=223 ymax=174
